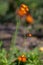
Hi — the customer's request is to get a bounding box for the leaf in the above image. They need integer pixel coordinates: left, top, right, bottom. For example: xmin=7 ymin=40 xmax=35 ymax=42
xmin=0 ymin=41 xmax=3 ymax=47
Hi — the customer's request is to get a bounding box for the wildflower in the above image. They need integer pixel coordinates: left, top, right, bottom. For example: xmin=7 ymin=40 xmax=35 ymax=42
xmin=18 ymin=56 xmax=22 ymax=61
xmin=21 ymin=4 xmax=27 ymax=8
xmin=21 ymin=55 xmax=26 ymax=62
xmin=20 ymin=7 xmax=27 ymax=15
xmin=27 ymin=33 xmax=32 ymax=37
xmin=18 ymin=55 xmax=27 ymax=62
xmin=20 ymin=4 xmax=29 ymax=12
xmin=22 ymin=55 xmax=25 ymax=57
xmin=39 ymin=47 xmax=43 ymax=52
xmin=17 ymin=4 xmax=29 ymax=16
xmin=17 ymin=9 xmax=25 ymax=16
xmin=20 ymin=7 xmax=25 ymax=11
xmin=26 ymin=14 xmax=34 ymax=24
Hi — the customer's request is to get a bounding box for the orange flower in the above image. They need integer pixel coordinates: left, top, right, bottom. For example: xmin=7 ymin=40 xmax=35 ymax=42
xmin=22 ymin=57 xmax=26 ymax=62
xmin=20 ymin=7 xmax=25 ymax=11
xmin=26 ymin=14 xmax=34 ymax=24
xmin=17 ymin=9 xmax=25 ymax=16
xmin=17 ymin=4 xmax=29 ymax=16
xmin=21 ymin=4 xmax=27 ymax=8
xmin=20 ymin=4 xmax=29 ymax=12
xmin=27 ymin=33 xmax=32 ymax=37
xmin=18 ymin=56 xmax=22 ymax=61
xmin=25 ymin=7 xmax=29 ymax=12
xmin=20 ymin=7 xmax=27 ymax=15
xmin=18 ymin=55 xmax=26 ymax=62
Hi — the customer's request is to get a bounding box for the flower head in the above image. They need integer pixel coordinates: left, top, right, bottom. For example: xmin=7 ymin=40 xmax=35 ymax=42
xmin=17 ymin=9 xmax=25 ymax=16
xmin=20 ymin=4 xmax=29 ymax=12
xmin=26 ymin=14 xmax=34 ymax=24
xmin=27 ymin=33 xmax=32 ymax=37
xmin=18 ymin=55 xmax=27 ymax=62
xmin=18 ymin=56 xmax=22 ymax=61
xmin=17 ymin=4 xmax=29 ymax=16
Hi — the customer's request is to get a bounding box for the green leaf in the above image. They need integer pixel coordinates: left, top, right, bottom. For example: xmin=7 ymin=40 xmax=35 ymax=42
xmin=0 ymin=41 xmax=3 ymax=47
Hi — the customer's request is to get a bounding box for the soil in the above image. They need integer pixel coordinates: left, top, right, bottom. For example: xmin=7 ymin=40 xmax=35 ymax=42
xmin=0 ymin=23 xmax=43 ymax=51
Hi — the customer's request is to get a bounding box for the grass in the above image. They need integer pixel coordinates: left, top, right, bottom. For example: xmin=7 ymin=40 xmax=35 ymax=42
xmin=0 ymin=40 xmax=43 ymax=65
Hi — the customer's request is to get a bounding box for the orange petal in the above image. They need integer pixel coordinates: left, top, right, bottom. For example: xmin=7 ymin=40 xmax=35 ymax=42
xmin=20 ymin=8 xmax=27 ymax=14
xmin=26 ymin=15 xmax=34 ymax=23
xmin=27 ymin=33 xmax=32 ymax=37
xmin=22 ymin=57 xmax=26 ymax=62
xmin=18 ymin=56 xmax=22 ymax=61
xmin=17 ymin=10 xmax=24 ymax=16
xmin=20 ymin=7 xmax=25 ymax=11
xmin=21 ymin=4 xmax=27 ymax=8
xmin=25 ymin=7 xmax=29 ymax=12
xmin=17 ymin=9 xmax=27 ymax=16
xmin=22 ymin=10 xmax=27 ymax=15
xmin=20 ymin=4 xmax=29 ymax=12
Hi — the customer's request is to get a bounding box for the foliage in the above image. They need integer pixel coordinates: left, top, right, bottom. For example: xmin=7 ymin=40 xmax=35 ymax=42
xmin=0 ymin=40 xmax=43 ymax=65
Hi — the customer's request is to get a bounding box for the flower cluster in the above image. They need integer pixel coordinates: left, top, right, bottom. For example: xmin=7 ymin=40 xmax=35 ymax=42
xmin=17 ymin=4 xmax=34 ymax=24
xmin=18 ymin=55 xmax=27 ymax=62
xmin=17 ymin=4 xmax=29 ymax=16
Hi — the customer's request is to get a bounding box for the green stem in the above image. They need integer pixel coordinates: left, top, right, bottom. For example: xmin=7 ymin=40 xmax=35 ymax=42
xmin=8 ymin=17 xmax=21 ymax=65
xmin=18 ymin=61 xmax=20 ymax=65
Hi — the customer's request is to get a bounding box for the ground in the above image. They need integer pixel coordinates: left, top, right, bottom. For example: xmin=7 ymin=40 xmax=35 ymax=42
xmin=0 ymin=23 xmax=43 ymax=51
